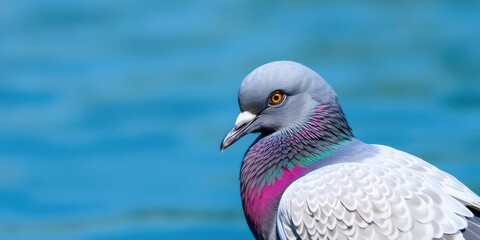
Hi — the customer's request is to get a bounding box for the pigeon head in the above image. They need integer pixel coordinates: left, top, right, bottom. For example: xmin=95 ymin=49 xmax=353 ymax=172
xmin=221 ymin=61 xmax=339 ymax=151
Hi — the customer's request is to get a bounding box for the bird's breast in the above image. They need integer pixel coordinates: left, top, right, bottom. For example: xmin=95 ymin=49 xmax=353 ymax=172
xmin=241 ymin=163 xmax=309 ymax=240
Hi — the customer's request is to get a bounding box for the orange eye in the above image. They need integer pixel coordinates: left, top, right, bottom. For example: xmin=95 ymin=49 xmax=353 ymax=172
xmin=269 ymin=91 xmax=285 ymax=105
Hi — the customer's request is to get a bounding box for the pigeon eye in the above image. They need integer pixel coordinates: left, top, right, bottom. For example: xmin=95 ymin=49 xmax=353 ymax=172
xmin=269 ymin=91 xmax=285 ymax=105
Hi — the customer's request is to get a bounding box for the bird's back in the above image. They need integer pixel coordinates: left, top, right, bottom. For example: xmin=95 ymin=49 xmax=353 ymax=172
xmin=276 ymin=140 xmax=480 ymax=239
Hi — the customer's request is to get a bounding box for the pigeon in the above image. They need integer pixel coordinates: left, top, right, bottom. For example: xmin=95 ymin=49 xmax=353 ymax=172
xmin=220 ymin=61 xmax=480 ymax=240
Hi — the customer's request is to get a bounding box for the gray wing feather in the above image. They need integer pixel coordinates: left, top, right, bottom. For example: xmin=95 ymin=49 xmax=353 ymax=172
xmin=461 ymin=209 xmax=480 ymax=240
xmin=276 ymin=145 xmax=480 ymax=240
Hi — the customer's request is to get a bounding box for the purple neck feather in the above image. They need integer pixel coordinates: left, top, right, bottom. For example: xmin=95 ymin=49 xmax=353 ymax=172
xmin=240 ymin=103 xmax=353 ymax=240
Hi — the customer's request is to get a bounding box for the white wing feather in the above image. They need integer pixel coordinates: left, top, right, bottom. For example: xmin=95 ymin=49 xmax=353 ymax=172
xmin=276 ymin=143 xmax=480 ymax=240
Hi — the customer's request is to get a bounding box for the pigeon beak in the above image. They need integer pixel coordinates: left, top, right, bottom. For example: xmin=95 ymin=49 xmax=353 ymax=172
xmin=220 ymin=111 xmax=258 ymax=152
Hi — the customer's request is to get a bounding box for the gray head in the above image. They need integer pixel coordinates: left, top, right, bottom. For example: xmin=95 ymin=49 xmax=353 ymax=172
xmin=221 ymin=61 xmax=340 ymax=150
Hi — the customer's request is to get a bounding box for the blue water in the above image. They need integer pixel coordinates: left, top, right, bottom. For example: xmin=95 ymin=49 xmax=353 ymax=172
xmin=1 ymin=1 xmax=479 ymax=239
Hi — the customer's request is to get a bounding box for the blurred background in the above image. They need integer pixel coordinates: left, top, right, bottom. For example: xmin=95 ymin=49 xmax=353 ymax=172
xmin=0 ymin=0 xmax=479 ymax=239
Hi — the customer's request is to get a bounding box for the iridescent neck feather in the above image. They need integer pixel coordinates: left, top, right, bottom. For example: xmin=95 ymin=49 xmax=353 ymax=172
xmin=240 ymin=102 xmax=353 ymax=240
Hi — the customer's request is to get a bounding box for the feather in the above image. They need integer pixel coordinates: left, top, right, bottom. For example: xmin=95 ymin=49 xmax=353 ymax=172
xmin=276 ymin=147 xmax=480 ymax=239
